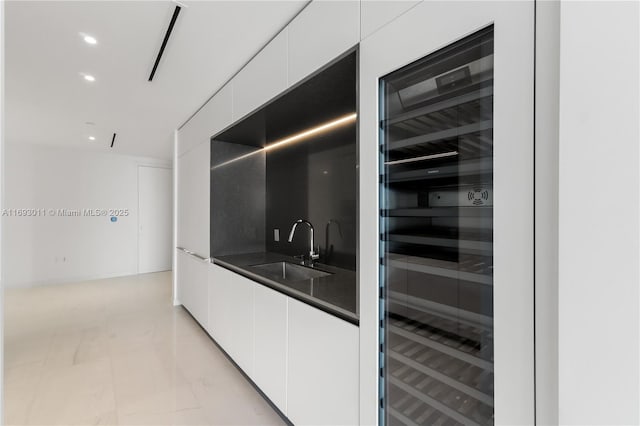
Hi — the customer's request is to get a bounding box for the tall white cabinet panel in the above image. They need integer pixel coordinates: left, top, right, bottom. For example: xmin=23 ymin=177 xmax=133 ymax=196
xmin=287 ymin=299 xmax=358 ymax=426
xmin=253 ymin=284 xmax=288 ymax=413
xmin=558 ymin=4 xmax=640 ymax=425
xmin=178 ymin=84 xmax=233 ymax=156
xmin=360 ymin=2 xmax=535 ymax=425
xmin=287 ymin=0 xmax=359 ymax=86
xmin=360 ymin=0 xmax=421 ymax=40
xmin=233 ymin=30 xmax=288 ymax=121
xmin=176 ymin=140 xmax=210 ymax=258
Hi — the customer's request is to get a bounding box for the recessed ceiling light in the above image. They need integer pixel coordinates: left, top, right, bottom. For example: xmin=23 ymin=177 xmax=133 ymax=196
xmin=88 ymin=136 xmax=96 ymax=141
xmin=83 ymin=74 xmax=96 ymax=82
xmin=83 ymin=35 xmax=97 ymax=45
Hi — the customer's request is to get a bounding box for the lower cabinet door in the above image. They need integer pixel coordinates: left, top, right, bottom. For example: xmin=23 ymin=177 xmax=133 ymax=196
xmin=207 ymin=265 xmax=254 ymax=376
xmin=253 ymin=284 xmax=288 ymax=413
xmin=207 ymin=264 xmax=220 ymax=342
xmin=208 ymin=264 xmax=232 ymax=350
xmin=177 ymin=249 xmax=192 ymax=310
xmin=287 ymin=298 xmax=359 ymax=425
xmin=227 ymin=272 xmax=255 ymax=376
xmin=177 ymin=250 xmax=208 ymax=327
xmin=189 ymin=257 xmax=209 ymax=327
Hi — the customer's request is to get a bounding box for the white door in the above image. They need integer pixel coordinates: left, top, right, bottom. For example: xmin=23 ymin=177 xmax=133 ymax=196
xmin=138 ymin=166 xmax=172 ymax=273
xmin=359 ymin=2 xmax=535 ymax=425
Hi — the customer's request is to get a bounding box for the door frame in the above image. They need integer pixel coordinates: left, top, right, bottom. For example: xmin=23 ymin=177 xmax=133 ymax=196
xmin=137 ymin=164 xmax=173 ymax=274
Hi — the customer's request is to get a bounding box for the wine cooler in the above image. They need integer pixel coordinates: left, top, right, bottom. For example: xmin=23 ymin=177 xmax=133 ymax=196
xmin=379 ymin=26 xmax=495 ymax=426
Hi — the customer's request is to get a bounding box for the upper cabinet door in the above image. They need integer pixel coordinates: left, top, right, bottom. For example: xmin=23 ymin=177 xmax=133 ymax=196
xmin=178 ymin=84 xmax=233 ymax=157
xmin=287 ymin=0 xmax=360 ymax=87
xmin=360 ymin=2 xmax=534 ymax=425
xmin=233 ymin=30 xmax=287 ymax=122
xmin=360 ymin=0 xmax=421 ymax=40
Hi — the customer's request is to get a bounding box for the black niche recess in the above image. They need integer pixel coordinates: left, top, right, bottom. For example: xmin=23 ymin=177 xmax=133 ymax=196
xmin=211 ymin=50 xmax=357 ymax=271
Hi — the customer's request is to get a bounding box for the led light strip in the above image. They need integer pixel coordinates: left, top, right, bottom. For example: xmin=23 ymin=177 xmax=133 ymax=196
xmin=384 ymin=151 xmax=458 ymax=166
xmin=211 ymin=149 xmax=261 ymax=170
xmin=212 ymin=112 xmax=357 ymax=170
xmin=264 ymin=112 xmax=357 ymax=152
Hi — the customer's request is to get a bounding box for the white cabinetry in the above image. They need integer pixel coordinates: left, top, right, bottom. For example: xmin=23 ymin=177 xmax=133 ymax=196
xmin=287 ymin=0 xmax=360 ymax=86
xmin=188 ymin=255 xmax=209 ymax=326
xmin=233 ymin=30 xmax=288 ymax=121
xmin=360 ymin=0 xmax=421 ymax=40
xmin=206 ymin=264 xmax=358 ymax=423
xmin=178 ymin=83 xmax=232 ymax=156
xmin=226 ymin=271 xmax=255 ymax=376
xmin=287 ymin=298 xmax=359 ymax=426
xmin=177 ymin=249 xmax=209 ymax=326
xmin=179 ymin=4 xmax=365 ymax=418
xmin=176 ymin=249 xmax=191 ymax=309
xmin=176 ymin=140 xmax=210 ymax=258
xmin=253 ymin=283 xmax=288 ymax=413
xmin=208 ymin=263 xmax=230 ymax=347
xmin=207 ymin=264 xmax=254 ymax=376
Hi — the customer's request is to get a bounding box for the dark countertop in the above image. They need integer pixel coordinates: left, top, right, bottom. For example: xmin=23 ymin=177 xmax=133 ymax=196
xmin=213 ymin=252 xmax=358 ymax=325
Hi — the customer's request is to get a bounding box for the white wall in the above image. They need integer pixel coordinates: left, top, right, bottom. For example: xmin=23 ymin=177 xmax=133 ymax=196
xmin=558 ymin=1 xmax=640 ymax=424
xmin=3 ymin=143 xmax=170 ymax=288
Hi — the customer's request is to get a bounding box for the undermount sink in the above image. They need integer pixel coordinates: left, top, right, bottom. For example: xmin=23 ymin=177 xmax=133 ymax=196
xmin=250 ymin=261 xmax=332 ymax=282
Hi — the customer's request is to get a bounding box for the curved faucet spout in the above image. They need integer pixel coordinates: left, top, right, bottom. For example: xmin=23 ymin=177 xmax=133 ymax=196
xmin=287 ymin=219 xmax=319 ymax=264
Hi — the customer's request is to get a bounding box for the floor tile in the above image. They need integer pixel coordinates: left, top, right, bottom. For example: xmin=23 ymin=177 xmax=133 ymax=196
xmin=26 ymin=358 xmax=116 ymax=425
xmin=4 ymin=272 xmax=284 ymax=426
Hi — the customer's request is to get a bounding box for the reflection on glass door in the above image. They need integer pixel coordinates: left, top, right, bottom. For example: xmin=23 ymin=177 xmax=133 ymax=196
xmin=380 ymin=26 xmax=495 ymax=426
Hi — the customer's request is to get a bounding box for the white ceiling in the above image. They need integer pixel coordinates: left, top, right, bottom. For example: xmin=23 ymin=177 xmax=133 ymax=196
xmin=5 ymin=0 xmax=308 ymax=160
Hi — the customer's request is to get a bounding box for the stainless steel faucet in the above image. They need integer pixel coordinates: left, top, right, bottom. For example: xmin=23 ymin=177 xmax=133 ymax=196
xmin=287 ymin=219 xmax=319 ymax=265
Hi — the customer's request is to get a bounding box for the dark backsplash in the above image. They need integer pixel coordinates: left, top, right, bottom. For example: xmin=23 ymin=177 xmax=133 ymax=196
xmin=265 ymin=124 xmax=357 ymax=270
xmin=210 ymin=140 xmax=266 ymax=257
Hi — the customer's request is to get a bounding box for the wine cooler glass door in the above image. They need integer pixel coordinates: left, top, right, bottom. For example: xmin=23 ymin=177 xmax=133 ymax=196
xmin=381 ymin=26 xmax=495 ymax=426
xmin=363 ymin=2 xmax=534 ymax=425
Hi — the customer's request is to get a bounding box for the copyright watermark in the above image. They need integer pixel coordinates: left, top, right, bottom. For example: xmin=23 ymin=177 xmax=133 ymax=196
xmin=2 ymin=208 xmax=130 ymax=217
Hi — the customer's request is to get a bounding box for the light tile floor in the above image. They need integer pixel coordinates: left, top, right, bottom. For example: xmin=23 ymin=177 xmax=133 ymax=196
xmin=4 ymin=272 xmax=285 ymax=426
